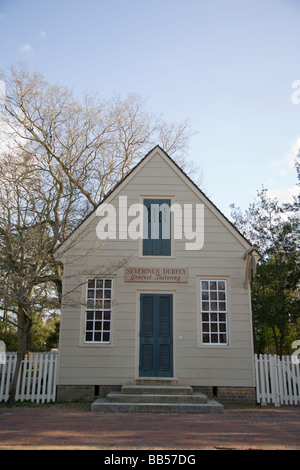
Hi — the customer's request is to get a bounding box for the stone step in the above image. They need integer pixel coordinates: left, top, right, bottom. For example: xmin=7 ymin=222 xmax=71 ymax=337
xmin=121 ymin=385 xmax=193 ymax=395
xmin=91 ymin=398 xmax=224 ymax=414
xmin=134 ymin=379 xmax=179 ymax=386
xmin=107 ymin=391 xmax=208 ymax=404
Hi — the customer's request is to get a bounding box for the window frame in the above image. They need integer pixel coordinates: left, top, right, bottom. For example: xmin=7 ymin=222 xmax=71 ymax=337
xmin=199 ymin=279 xmax=229 ymax=346
xmin=84 ymin=278 xmax=113 ymax=344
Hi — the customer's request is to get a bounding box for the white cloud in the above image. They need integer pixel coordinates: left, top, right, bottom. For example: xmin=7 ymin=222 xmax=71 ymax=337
xmin=263 ymin=137 xmax=300 ymax=204
xmin=287 ymin=137 xmax=300 ymax=168
xmin=40 ymin=30 xmax=46 ymax=39
xmin=19 ymin=43 xmax=34 ymax=55
xmin=267 ymin=185 xmax=298 ymax=204
xmin=272 ymin=136 xmax=300 ymax=173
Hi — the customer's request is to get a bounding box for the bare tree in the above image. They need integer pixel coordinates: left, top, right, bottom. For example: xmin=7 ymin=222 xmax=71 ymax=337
xmin=0 ymin=153 xmax=61 ymax=401
xmin=0 ymin=63 xmax=200 ymax=401
xmin=0 ymin=64 xmax=199 ymax=209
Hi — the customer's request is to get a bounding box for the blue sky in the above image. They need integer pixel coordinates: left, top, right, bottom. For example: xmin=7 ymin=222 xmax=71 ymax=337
xmin=0 ymin=0 xmax=299 ymax=216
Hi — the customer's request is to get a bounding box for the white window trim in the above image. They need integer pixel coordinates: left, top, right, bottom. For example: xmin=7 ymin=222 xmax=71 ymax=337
xmin=79 ymin=276 xmax=115 ymax=347
xmin=197 ymin=276 xmax=231 ymax=348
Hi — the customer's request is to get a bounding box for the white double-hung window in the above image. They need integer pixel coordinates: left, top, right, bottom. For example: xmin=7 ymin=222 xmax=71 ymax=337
xmin=200 ymin=280 xmax=228 ymax=345
xmin=85 ymin=278 xmax=113 ymax=343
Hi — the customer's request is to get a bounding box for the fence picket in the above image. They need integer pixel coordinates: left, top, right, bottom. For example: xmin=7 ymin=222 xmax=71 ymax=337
xmin=41 ymin=353 xmax=48 ymax=404
xmin=26 ymin=354 xmax=32 ymax=401
xmin=31 ymin=353 xmax=38 ymax=402
xmin=47 ymin=353 xmax=54 ymax=402
xmin=255 ymin=354 xmax=300 ymax=406
xmin=5 ymin=355 xmax=15 ymax=401
xmin=0 ymin=351 xmax=58 ymax=403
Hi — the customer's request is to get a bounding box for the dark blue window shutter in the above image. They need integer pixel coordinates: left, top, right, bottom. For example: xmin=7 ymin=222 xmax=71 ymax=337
xmin=143 ymin=199 xmax=171 ymax=256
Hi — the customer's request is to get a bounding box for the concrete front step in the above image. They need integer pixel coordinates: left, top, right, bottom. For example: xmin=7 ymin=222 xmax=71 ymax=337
xmin=121 ymin=385 xmax=193 ymax=395
xmin=107 ymin=391 xmax=208 ymax=404
xmin=91 ymin=398 xmax=224 ymax=414
xmin=91 ymin=384 xmax=224 ymax=413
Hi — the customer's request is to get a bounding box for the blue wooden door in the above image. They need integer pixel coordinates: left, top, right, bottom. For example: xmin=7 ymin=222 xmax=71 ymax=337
xmin=139 ymin=294 xmax=173 ymax=377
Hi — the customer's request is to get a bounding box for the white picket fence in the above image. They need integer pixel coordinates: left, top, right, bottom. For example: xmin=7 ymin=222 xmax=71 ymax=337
xmin=0 ymin=351 xmax=58 ymax=403
xmin=255 ymin=354 xmax=300 ymax=406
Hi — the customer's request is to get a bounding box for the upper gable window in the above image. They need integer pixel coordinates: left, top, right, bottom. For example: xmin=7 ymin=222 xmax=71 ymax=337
xmin=143 ymin=199 xmax=171 ymax=256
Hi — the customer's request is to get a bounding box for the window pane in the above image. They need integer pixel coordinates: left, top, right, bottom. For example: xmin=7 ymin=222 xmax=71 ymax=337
xmin=202 ymin=313 xmax=209 ymax=322
xmin=95 ymin=311 xmax=102 ymax=320
xmin=104 ymin=290 xmax=111 ymax=299
xmin=211 ymin=334 xmax=218 ymax=343
xmin=103 ymin=332 xmax=110 ymax=342
xmin=86 ymin=311 xmax=93 ymax=320
xmin=94 ymin=332 xmax=101 ymax=342
xmin=202 ymin=291 xmax=209 ymax=301
xmin=211 ymin=313 xmax=217 ymax=322
xmin=202 ymin=334 xmax=210 ymax=343
xmin=95 ymin=289 xmax=103 ymax=299
xmin=104 ymin=311 xmax=111 ymax=320
xmin=219 ymin=313 xmax=226 ymax=322
xmin=87 ymin=289 xmax=94 ymax=299
xmin=85 ymin=332 xmax=93 ymax=342
xmin=211 ymin=291 xmax=217 ymax=300
xmin=219 ymin=334 xmax=227 ymax=344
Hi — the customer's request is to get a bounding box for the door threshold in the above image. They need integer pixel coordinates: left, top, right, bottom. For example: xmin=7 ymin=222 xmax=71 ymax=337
xmin=135 ymin=378 xmax=179 ymax=385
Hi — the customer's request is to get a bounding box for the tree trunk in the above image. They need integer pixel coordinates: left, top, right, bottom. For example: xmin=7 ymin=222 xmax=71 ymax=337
xmin=8 ymin=315 xmax=32 ymax=404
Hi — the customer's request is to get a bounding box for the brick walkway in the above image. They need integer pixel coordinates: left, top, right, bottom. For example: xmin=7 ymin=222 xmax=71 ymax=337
xmin=0 ymin=404 xmax=299 ymax=450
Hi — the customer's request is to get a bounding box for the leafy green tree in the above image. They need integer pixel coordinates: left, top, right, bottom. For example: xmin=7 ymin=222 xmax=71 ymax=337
xmin=231 ymin=159 xmax=299 ymax=356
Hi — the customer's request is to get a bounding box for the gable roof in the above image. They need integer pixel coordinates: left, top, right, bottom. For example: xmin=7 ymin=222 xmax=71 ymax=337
xmin=55 ymin=145 xmax=255 ymax=258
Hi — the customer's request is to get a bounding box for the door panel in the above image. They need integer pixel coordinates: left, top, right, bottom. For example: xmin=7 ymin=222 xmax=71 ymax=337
xmin=140 ymin=294 xmax=173 ymax=377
